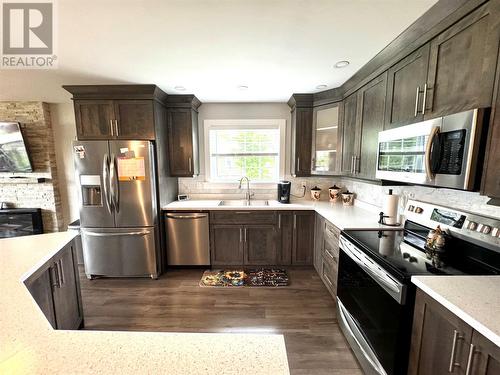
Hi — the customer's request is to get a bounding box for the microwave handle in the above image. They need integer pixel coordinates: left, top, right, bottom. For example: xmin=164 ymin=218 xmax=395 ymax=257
xmin=425 ymin=126 xmax=440 ymax=181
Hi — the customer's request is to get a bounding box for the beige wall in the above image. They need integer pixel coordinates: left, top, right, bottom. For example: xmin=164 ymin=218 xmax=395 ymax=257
xmin=50 ymin=103 xmax=79 ymax=228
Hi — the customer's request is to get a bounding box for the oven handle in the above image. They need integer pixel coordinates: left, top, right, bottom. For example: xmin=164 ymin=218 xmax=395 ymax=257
xmin=337 ymin=299 xmax=388 ymax=375
xmin=425 ymin=126 xmax=440 ymax=181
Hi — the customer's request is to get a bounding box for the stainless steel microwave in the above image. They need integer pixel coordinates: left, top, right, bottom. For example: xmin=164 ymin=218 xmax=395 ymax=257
xmin=376 ymin=108 xmax=488 ymax=190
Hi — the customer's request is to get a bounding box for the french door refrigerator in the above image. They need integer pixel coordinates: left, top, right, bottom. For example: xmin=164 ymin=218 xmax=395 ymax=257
xmin=73 ymin=140 xmax=159 ymax=279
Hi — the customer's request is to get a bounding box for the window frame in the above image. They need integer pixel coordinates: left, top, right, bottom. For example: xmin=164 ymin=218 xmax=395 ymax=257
xmin=203 ymin=119 xmax=286 ymax=184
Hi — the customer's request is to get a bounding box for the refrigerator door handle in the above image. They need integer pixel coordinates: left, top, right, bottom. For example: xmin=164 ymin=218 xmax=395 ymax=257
xmin=110 ymin=153 xmax=120 ymax=213
xmin=102 ymin=153 xmax=113 ymax=213
xmin=84 ymin=230 xmax=151 ymax=237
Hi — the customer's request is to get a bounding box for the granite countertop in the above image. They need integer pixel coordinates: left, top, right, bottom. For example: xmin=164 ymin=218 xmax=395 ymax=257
xmin=412 ymin=276 xmax=500 ymax=347
xmin=0 ymin=232 xmax=290 ymax=374
xmin=163 ymin=199 xmax=398 ymax=230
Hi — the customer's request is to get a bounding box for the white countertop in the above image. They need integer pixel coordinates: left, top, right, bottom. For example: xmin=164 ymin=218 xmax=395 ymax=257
xmin=412 ymin=276 xmax=500 ymax=347
xmin=0 ymin=232 xmax=289 ymax=374
xmin=164 ymin=199 xmax=396 ymax=230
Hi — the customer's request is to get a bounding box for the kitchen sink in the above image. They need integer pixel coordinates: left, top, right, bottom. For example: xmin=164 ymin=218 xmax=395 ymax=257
xmin=218 ymin=200 xmax=269 ymax=206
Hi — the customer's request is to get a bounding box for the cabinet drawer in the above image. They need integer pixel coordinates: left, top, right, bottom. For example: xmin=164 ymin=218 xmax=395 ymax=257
xmin=322 ymin=237 xmax=339 ymax=266
xmin=324 ymin=220 xmax=340 ymax=242
xmin=210 ymin=211 xmax=276 ymax=225
xmin=321 ymin=258 xmax=337 ymax=296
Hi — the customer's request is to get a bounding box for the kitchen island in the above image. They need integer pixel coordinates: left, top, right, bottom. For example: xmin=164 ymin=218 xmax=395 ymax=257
xmin=0 ymin=232 xmax=290 ymax=375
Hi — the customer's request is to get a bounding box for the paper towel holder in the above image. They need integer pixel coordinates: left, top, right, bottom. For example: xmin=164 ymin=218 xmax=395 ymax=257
xmin=378 ymin=211 xmax=401 ymax=226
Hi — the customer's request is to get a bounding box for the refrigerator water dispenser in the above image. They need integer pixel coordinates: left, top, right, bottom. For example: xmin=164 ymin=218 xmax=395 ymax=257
xmin=80 ymin=175 xmax=102 ymax=206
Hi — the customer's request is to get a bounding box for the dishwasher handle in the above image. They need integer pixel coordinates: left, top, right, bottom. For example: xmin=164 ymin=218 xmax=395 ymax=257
xmin=166 ymin=213 xmax=208 ymax=219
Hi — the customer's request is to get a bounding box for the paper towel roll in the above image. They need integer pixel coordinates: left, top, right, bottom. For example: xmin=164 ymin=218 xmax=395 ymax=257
xmin=383 ymin=190 xmax=399 ymax=225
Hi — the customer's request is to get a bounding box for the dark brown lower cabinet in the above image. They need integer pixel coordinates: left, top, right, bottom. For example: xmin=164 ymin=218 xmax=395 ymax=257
xmin=277 ymin=212 xmax=293 ymax=265
xmin=210 ymin=210 xmax=313 ymax=267
xmin=409 ymin=289 xmax=500 ymax=375
xmin=292 ymin=211 xmax=315 ymax=265
xmin=472 ymin=330 xmax=500 ymax=375
xmin=313 ymin=214 xmax=326 ymax=273
xmin=210 ymin=225 xmax=244 ymax=266
xmin=244 ymin=225 xmax=277 ymax=265
xmin=211 ymin=222 xmax=277 ymax=266
xmin=25 ymin=239 xmax=83 ymax=330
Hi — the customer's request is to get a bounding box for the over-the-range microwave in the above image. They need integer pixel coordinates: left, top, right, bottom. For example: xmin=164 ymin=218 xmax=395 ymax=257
xmin=376 ymin=108 xmax=489 ymax=190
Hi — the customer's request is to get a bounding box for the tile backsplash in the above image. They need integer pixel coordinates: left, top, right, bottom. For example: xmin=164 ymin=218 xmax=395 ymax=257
xmin=179 ymin=176 xmax=500 ymax=219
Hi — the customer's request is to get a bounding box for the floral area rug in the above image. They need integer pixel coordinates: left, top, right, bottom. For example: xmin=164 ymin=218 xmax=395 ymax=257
xmin=199 ymin=268 xmax=289 ymax=287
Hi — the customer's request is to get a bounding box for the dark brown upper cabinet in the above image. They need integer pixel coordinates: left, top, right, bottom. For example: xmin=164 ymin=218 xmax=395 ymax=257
xmin=340 ymin=93 xmax=359 ymax=175
xmin=424 ymin=2 xmax=499 ymax=119
xmin=166 ymin=95 xmax=201 ymax=177
xmin=64 ymin=85 xmax=168 ymax=141
xmin=355 ymin=73 xmax=388 ymax=180
xmin=113 ymin=100 xmax=155 ymax=139
xmin=384 ymin=44 xmax=430 ymax=129
xmin=311 ymin=102 xmax=342 ymax=175
xmin=288 ymin=94 xmax=313 ymax=177
xmin=481 ymin=45 xmax=500 ymax=199
xmin=73 ymin=100 xmax=115 ymax=139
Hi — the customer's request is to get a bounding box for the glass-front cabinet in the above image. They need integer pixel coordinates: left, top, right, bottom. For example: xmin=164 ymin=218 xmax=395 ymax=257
xmin=311 ymin=102 xmax=341 ymax=175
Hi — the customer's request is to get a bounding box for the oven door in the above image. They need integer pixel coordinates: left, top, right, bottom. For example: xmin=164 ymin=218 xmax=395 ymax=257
xmin=337 ymin=243 xmax=413 ymax=375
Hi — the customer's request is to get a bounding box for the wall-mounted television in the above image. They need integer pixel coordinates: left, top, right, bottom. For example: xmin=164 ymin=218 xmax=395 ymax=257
xmin=0 ymin=122 xmax=33 ymax=172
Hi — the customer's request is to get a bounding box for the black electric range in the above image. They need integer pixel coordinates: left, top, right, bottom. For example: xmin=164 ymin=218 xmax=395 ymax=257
xmin=336 ymin=200 xmax=500 ymax=375
xmin=342 ymin=220 xmax=500 ymax=282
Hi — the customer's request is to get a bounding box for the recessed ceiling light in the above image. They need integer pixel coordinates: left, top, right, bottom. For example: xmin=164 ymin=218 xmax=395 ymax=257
xmin=316 ymin=84 xmax=328 ymax=90
xmin=237 ymin=85 xmax=249 ymax=90
xmin=334 ymin=60 xmax=350 ymax=69
xmin=174 ymin=86 xmax=186 ymax=91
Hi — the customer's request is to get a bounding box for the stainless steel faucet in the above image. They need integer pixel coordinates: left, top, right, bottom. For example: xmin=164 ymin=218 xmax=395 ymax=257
xmin=238 ymin=176 xmax=253 ymax=204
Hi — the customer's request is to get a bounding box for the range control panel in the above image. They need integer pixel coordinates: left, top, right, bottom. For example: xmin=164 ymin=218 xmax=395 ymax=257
xmin=405 ymin=200 xmax=500 ymax=249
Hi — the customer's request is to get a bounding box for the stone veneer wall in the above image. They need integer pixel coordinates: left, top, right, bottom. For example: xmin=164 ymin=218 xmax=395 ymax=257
xmin=0 ymin=102 xmax=63 ymax=232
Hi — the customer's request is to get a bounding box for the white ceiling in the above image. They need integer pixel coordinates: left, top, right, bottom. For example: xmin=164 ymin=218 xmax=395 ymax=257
xmin=0 ymin=0 xmax=438 ymax=103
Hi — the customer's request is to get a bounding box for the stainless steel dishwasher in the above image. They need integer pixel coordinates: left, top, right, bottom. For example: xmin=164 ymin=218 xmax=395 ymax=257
xmin=165 ymin=212 xmax=210 ymax=265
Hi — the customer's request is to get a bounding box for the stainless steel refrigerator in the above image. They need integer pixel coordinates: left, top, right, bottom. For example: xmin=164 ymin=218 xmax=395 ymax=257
xmin=73 ymin=140 xmax=159 ymax=279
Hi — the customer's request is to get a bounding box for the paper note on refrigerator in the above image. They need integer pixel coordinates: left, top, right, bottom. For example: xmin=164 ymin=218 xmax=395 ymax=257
xmin=117 ymin=156 xmax=145 ymax=181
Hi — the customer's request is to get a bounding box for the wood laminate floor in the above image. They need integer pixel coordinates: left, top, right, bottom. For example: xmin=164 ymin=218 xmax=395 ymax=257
xmin=79 ymin=267 xmax=362 ymax=375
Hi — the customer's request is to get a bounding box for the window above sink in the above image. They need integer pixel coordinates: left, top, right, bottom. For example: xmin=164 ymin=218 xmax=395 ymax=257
xmin=204 ymin=119 xmax=286 ymax=183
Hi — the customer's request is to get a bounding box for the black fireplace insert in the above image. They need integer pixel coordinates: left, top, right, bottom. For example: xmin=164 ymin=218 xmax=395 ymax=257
xmin=0 ymin=208 xmax=43 ymax=238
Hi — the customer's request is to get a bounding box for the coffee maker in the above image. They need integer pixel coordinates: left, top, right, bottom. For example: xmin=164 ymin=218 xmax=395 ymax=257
xmin=277 ymin=181 xmax=291 ymax=203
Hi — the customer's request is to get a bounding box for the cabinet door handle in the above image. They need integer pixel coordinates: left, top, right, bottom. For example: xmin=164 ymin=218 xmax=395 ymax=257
xmin=114 ymin=120 xmax=119 ymax=136
xmin=422 ymin=83 xmax=428 ymax=115
xmin=239 ymin=228 xmax=242 ymax=243
xmin=188 ymin=157 xmax=192 ymax=173
xmin=51 ymin=263 xmax=60 ymax=289
xmin=297 ymin=157 xmax=300 ymax=173
xmin=414 ymin=86 xmax=420 ymax=117
xmin=109 ymin=120 xmax=114 ymax=136
xmin=244 ymin=228 xmax=247 ymax=242
xmin=448 ymin=330 xmax=464 ymax=372
xmin=278 ymin=214 xmax=281 ymax=229
xmin=465 ymin=344 xmax=477 ymax=375
xmin=58 ymin=259 xmax=64 ymax=285
xmin=293 ymin=215 xmax=297 ymax=229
